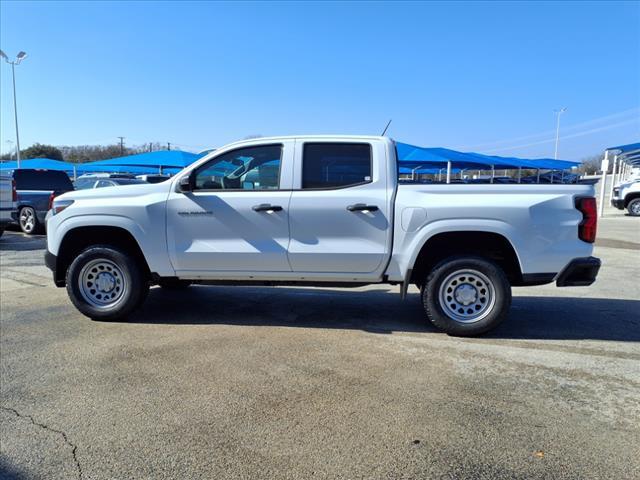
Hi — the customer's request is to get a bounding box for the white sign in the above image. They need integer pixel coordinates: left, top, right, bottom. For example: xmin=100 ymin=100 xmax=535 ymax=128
xmin=600 ymin=159 xmax=609 ymax=172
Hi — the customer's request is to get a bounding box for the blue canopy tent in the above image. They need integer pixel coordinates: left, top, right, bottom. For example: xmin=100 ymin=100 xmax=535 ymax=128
xmin=607 ymin=142 xmax=640 ymax=154
xmin=75 ymin=164 xmax=164 ymax=175
xmin=396 ymin=142 xmax=580 ymax=183
xmin=397 ymin=143 xmax=494 ymax=182
xmin=608 ymin=142 xmax=640 ymax=169
xmin=79 ymin=150 xmax=200 ymax=175
xmin=0 ymin=151 xmax=203 ymax=179
xmin=0 ymin=158 xmax=77 ymax=174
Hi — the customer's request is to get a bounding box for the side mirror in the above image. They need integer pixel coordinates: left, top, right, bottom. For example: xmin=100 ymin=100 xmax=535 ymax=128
xmin=179 ymin=172 xmax=194 ymax=192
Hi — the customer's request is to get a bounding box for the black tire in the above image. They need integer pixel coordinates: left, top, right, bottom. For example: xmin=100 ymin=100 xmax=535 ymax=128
xmin=18 ymin=206 xmax=40 ymax=234
xmin=158 ymin=278 xmax=192 ymax=289
xmin=65 ymin=245 xmax=149 ymax=321
xmin=627 ymin=198 xmax=640 ymax=216
xmin=422 ymin=255 xmax=511 ymax=336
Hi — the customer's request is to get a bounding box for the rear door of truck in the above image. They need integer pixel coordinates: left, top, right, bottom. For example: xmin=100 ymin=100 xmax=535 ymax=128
xmin=286 ymin=139 xmax=392 ymax=280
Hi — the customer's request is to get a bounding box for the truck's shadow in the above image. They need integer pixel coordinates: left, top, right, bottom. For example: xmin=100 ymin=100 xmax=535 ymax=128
xmin=130 ymin=286 xmax=640 ymax=342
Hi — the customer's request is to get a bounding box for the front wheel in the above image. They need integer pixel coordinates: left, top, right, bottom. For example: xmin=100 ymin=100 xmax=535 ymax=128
xmin=422 ymin=256 xmax=511 ymax=336
xmin=66 ymin=245 xmax=149 ymax=321
xmin=627 ymin=198 xmax=640 ymax=216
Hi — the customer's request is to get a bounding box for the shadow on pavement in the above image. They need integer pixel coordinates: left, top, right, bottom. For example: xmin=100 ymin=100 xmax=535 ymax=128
xmin=129 ymin=286 xmax=640 ymax=341
xmin=0 ymin=230 xmax=46 ymax=251
xmin=0 ymin=459 xmax=29 ymax=480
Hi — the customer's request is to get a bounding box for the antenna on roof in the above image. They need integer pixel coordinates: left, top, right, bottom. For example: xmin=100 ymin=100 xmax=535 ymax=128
xmin=381 ymin=119 xmax=392 ymax=136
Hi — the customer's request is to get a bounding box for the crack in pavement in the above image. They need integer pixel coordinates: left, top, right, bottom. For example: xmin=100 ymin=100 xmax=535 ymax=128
xmin=1 ymin=406 xmax=83 ymax=479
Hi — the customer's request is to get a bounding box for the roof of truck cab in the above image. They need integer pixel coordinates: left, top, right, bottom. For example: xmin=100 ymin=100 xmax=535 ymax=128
xmin=222 ymin=135 xmax=390 ymax=146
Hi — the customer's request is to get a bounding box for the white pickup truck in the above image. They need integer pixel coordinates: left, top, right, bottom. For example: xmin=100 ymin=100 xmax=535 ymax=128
xmin=612 ymin=179 xmax=640 ymax=216
xmin=45 ymin=136 xmax=601 ymax=336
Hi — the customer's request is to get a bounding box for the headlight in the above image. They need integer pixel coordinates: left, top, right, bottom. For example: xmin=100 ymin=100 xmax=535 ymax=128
xmin=52 ymin=199 xmax=74 ymax=215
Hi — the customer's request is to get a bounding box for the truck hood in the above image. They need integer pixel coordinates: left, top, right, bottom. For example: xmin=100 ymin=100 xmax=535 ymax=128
xmin=58 ymin=182 xmax=171 ymax=201
xmin=618 ymin=180 xmax=639 ymax=189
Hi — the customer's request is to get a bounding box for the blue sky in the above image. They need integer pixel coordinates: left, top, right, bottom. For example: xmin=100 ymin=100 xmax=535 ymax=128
xmin=1 ymin=0 xmax=638 ymax=160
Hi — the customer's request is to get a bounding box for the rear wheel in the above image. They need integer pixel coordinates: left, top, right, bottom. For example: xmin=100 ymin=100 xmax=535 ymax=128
xmin=422 ymin=256 xmax=511 ymax=336
xmin=627 ymin=198 xmax=640 ymax=216
xmin=66 ymin=245 xmax=149 ymax=321
xmin=19 ymin=206 xmax=39 ymax=234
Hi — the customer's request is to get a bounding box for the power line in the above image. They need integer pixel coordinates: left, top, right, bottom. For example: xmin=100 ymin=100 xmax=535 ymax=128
xmin=481 ymin=118 xmax=638 ymax=153
xmin=454 ymin=107 xmax=640 ymax=151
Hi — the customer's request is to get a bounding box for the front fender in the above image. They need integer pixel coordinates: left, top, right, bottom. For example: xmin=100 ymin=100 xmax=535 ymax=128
xmin=47 ymin=213 xmax=175 ymax=276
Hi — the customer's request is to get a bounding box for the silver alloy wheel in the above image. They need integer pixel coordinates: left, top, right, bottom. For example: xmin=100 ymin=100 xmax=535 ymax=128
xmin=438 ymin=269 xmax=496 ymax=324
xmin=630 ymin=199 xmax=640 ymax=216
xmin=19 ymin=207 xmax=36 ymax=233
xmin=78 ymin=258 xmax=127 ymax=309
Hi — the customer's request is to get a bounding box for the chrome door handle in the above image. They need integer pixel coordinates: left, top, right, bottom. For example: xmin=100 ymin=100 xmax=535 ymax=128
xmin=347 ymin=203 xmax=379 ymax=212
xmin=252 ymin=204 xmax=283 ymax=212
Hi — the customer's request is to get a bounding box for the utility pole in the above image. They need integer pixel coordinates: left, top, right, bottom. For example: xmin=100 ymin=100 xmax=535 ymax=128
xmin=149 ymin=143 xmax=152 ymax=152
xmin=117 ymin=137 xmax=125 ymax=156
xmin=554 ymin=107 xmax=567 ymax=160
xmin=167 ymin=142 xmax=171 ymax=151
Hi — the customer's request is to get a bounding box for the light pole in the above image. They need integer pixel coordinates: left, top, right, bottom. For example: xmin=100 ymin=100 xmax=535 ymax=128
xmin=554 ymin=107 xmax=567 ymax=160
xmin=0 ymin=50 xmax=27 ymax=168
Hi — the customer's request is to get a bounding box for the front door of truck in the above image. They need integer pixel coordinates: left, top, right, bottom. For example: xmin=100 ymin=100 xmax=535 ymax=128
xmin=166 ymin=142 xmax=294 ymax=276
xmin=287 ymin=141 xmax=392 ymax=280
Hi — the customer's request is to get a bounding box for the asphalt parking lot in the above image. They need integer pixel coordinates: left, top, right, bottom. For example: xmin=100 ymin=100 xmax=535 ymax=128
xmin=1 ymin=210 xmax=639 ymax=479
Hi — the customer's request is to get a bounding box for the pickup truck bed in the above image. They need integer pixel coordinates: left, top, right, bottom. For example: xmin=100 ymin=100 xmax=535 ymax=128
xmin=44 ymin=135 xmax=600 ymax=336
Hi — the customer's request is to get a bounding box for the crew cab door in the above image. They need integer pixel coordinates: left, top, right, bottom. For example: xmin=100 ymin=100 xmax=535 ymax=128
xmin=166 ymin=142 xmax=294 ymax=276
xmin=287 ymin=140 xmax=392 ymax=280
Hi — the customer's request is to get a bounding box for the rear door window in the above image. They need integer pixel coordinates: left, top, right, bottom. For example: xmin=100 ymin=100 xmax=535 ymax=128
xmin=302 ymin=143 xmax=372 ymax=189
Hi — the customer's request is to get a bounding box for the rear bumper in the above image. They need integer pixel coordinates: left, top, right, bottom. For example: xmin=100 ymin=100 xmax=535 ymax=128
xmin=611 ymin=198 xmax=624 ymax=209
xmin=555 ymin=256 xmax=601 ymax=287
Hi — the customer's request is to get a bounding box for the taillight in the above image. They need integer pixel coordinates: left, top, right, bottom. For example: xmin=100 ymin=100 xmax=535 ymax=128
xmin=11 ymin=179 xmax=17 ymax=202
xmin=576 ymin=197 xmax=597 ymax=243
xmin=48 ymin=192 xmax=56 ymax=210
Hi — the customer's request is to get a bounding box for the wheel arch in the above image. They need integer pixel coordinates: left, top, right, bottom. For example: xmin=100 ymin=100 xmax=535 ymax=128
xmin=624 ymin=192 xmax=640 ymax=208
xmin=410 ymin=230 xmax=524 ymax=287
xmin=54 ymin=225 xmax=151 ymax=286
